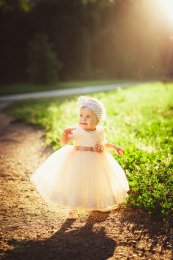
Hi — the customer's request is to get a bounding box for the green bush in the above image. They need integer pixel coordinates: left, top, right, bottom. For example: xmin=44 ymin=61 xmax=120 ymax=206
xmin=27 ymin=33 xmax=62 ymax=85
xmin=124 ymin=146 xmax=172 ymax=224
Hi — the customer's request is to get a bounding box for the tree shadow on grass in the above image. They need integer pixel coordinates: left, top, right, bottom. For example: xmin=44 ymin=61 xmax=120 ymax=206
xmin=4 ymin=211 xmax=116 ymax=260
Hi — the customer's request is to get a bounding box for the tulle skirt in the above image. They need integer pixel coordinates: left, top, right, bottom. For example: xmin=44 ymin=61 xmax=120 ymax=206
xmin=30 ymin=145 xmax=129 ymax=210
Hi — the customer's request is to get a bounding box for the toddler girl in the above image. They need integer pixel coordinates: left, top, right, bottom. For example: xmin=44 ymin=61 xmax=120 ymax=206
xmin=30 ymin=96 xmax=129 ymax=219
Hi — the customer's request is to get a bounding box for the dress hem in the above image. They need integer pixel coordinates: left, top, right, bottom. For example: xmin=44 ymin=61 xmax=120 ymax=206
xmin=30 ymin=178 xmax=129 ymax=211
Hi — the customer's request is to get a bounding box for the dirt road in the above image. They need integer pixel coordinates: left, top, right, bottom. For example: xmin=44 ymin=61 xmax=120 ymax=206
xmin=0 ymin=105 xmax=171 ymax=260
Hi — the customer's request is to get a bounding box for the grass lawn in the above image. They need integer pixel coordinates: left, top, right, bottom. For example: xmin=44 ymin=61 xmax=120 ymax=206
xmin=0 ymin=79 xmax=144 ymax=96
xmin=4 ymin=82 xmax=173 ymax=225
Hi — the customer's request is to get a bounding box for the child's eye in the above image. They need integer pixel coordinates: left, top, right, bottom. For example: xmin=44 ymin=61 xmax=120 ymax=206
xmin=80 ymin=114 xmax=83 ymax=117
xmin=87 ymin=115 xmax=91 ymax=118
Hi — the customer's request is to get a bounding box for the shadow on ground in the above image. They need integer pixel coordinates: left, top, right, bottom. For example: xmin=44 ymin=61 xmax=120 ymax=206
xmin=3 ymin=209 xmax=171 ymax=260
xmin=3 ymin=212 xmax=116 ymax=260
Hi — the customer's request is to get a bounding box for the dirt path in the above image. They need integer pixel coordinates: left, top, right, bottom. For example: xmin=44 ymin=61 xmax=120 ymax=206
xmin=0 ymin=105 xmax=171 ymax=260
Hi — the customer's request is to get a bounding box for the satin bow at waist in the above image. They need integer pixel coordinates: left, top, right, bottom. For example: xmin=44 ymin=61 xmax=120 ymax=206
xmin=74 ymin=146 xmax=94 ymax=151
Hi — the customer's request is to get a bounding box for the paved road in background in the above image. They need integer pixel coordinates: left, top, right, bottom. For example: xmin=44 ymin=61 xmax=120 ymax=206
xmin=0 ymin=82 xmax=148 ymax=102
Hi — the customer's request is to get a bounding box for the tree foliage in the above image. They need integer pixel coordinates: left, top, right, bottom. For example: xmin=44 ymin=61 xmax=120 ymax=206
xmin=27 ymin=33 xmax=62 ymax=84
xmin=0 ymin=0 xmax=29 ymax=13
xmin=0 ymin=0 xmax=172 ymax=84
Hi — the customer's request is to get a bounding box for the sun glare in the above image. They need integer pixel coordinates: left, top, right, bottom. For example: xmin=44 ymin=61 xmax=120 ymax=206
xmin=159 ymin=0 xmax=173 ymax=22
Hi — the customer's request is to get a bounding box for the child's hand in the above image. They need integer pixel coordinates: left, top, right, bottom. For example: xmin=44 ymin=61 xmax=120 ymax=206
xmin=93 ymin=143 xmax=105 ymax=153
xmin=114 ymin=146 xmax=124 ymax=156
xmin=63 ymin=128 xmax=76 ymax=136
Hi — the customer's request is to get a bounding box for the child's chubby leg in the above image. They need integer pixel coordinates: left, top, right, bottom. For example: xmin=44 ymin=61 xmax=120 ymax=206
xmin=99 ymin=205 xmax=122 ymax=212
xmin=98 ymin=208 xmax=111 ymax=213
xmin=67 ymin=205 xmax=78 ymax=219
xmin=93 ymin=206 xmax=111 ymax=213
xmin=94 ymin=205 xmax=118 ymax=213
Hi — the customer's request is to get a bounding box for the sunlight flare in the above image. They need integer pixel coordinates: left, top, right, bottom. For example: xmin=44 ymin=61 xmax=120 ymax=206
xmin=159 ymin=0 xmax=173 ymax=22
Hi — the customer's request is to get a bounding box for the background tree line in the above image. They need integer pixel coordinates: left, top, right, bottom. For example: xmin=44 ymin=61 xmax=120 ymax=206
xmin=0 ymin=0 xmax=172 ymax=84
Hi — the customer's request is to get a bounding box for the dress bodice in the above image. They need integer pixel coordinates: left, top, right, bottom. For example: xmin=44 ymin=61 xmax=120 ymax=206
xmin=67 ymin=125 xmax=105 ymax=147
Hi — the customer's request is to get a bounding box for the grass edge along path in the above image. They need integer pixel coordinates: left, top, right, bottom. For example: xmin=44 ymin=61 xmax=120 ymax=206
xmin=0 ymin=78 xmax=148 ymax=96
xmin=3 ymin=82 xmax=173 ymax=227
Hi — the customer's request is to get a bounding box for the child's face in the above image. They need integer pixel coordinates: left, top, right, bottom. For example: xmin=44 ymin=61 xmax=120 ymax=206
xmin=78 ymin=107 xmax=99 ymax=131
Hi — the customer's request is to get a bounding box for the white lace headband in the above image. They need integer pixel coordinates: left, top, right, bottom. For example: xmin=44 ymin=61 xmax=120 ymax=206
xmin=76 ymin=96 xmax=106 ymax=121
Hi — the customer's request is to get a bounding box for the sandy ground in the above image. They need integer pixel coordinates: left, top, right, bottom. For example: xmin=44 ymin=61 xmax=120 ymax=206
xmin=0 ymin=104 xmax=171 ymax=260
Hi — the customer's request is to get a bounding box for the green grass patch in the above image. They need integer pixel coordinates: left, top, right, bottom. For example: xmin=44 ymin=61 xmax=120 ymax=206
xmin=4 ymin=82 xmax=173 ymax=225
xmin=0 ymin=79 xmax=138 ymax=96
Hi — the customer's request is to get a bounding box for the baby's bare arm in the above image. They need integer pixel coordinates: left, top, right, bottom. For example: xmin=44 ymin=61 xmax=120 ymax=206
xmin=104 ymin=142 xmax=124 ymax=155
xmin=60 ymin=132 xmax=68 ymax=145
xmin=60 ymin=128 xmax=75 ymax=145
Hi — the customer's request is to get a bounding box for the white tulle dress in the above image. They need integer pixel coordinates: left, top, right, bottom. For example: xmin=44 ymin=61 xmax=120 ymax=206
xmin=30 ymin=125 xmax=129 ymax=210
